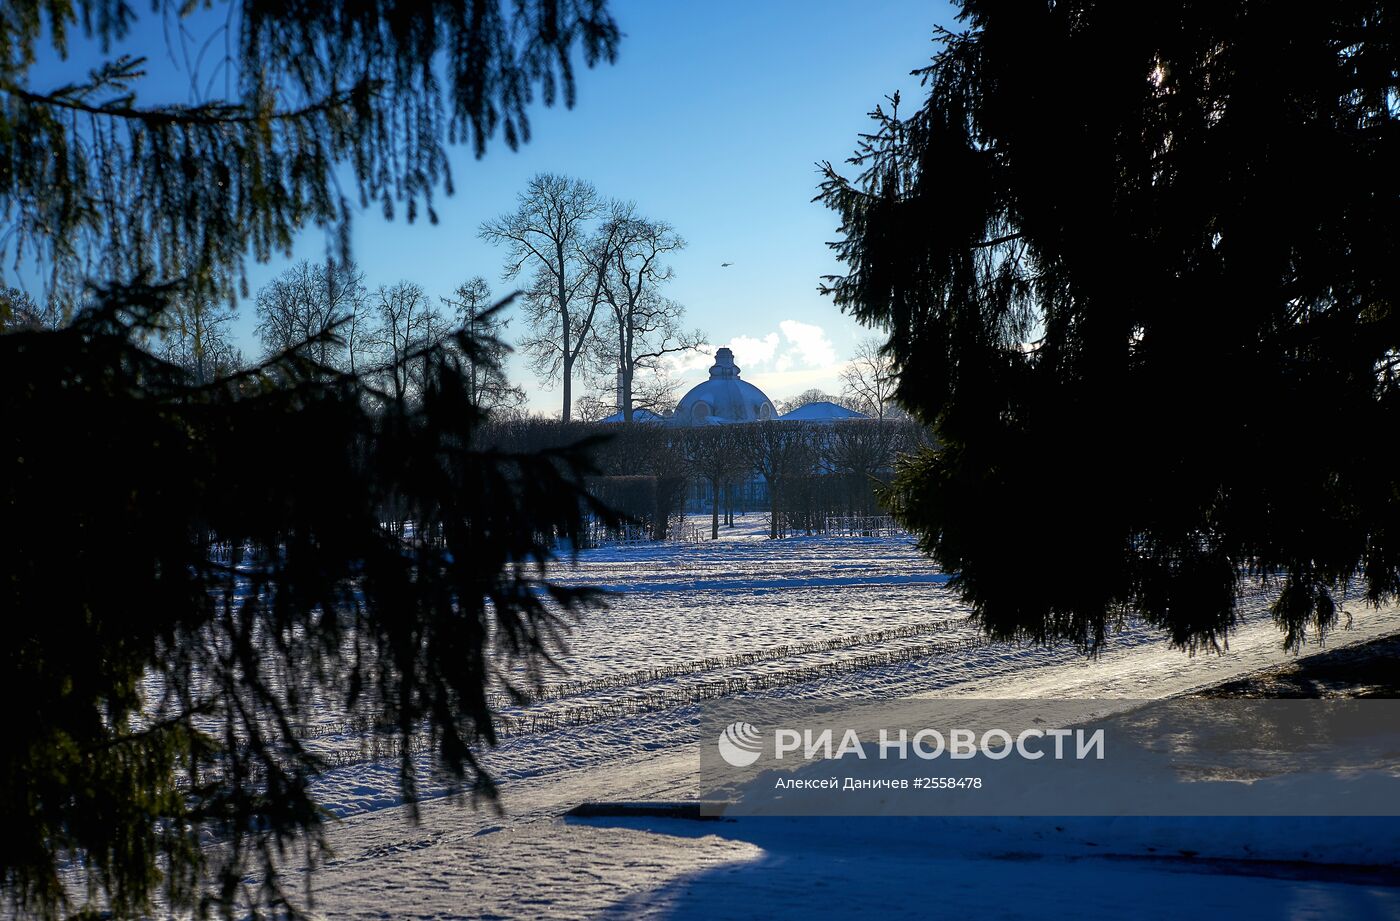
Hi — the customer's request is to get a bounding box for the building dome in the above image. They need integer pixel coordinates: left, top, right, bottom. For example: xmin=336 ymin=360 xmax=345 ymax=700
xmin=674 ymin=347 xmax=777 ymax=425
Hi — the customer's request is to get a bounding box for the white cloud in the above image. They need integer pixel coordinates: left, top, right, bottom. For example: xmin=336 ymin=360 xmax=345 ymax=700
xmin=729 ymin=332 xmax=781 ymax=370
xmin=667 ymin=345 xmax=716 ymax=375
xmin=746 ymin=366 xmax=847 ymax=404
xmin=778 ymin=319 xmax=837 ymax=369
xmin=663 ymin=322 xmax=844 ymax=400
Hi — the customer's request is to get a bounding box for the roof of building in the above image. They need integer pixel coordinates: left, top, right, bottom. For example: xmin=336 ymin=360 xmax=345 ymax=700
xmin=673 ymin=347 xmax=777 ymax=425
xmin=598 ymin=408 xmax=665 ymax=424
xmin=779 ymin=400 xmax=869 ymax=421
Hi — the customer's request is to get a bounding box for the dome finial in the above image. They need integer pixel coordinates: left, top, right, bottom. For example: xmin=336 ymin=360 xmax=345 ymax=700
xmin=710 ymin=347 xmax=740 ymax=380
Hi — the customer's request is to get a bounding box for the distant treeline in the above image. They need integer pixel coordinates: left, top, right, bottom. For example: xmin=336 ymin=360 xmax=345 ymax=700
xmin=478 ymin=417 xmax=932 ymax=543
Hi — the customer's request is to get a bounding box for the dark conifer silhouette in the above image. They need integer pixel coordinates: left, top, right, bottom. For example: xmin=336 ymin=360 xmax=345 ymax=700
xmin=1 ymin=1 xmax=619 ymax=307
xmin=819 ymin=1 xmax=1398 ymax=651
xmin=1 ymin=2 xmax=620 ymax=917
xmin=2 ymin=283 xmax=616 ymax=918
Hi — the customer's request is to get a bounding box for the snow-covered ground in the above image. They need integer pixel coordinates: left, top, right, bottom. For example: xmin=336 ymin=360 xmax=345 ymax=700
xmin=294 ymin=518 xmax=1400 ymax=919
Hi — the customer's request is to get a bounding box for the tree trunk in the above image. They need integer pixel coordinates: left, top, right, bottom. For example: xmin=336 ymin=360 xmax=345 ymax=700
xmin=652 ymin=477 xmax=676 ymax=541
xmin=622 ymin=365 xmax=633 ymax=422
xmin=768 ymin=479 xmax=780 ymax=539
xmin=561 ymin=354 xmax=573 ymax=422
xmin=622 ymin=323 xmax=635 ymax=422
xmin=710 ymin=474 xmax=720 ymax=540
xmin=558 ymin=243 xmax=572 ymax=422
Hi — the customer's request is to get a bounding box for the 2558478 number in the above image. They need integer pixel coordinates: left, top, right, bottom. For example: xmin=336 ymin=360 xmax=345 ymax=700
xmin=912 ymin=777 xmax=983 ymax=790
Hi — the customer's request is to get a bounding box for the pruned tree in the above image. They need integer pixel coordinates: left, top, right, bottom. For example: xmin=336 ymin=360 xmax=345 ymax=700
xmin=594 ymin=205 xmax=702 ymax=421
xmin=441 ymin=276 xmax=528 ymax=415
xmin=840 ymin=336 xmax=899 ymax=419
xmin=254 ymin=259 xmax=369 ymax=369
xmin=819 ymin=1 xmax=1400 ymax=652
xmin=638 ymin=425 xmax=689 ymax=541
xmin=480 ymin=173 xmax=608 ymax=421
xmin=739 ymin=421 xmax=817 ymax=539
xmin=683 ymin=425 xmax=747 ymax=539
xmin=823 ymin=419 xmax=910 ymax=515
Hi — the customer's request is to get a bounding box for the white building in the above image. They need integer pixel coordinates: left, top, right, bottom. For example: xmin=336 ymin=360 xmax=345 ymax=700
xmin=673 ymin=347 xmax=778 ymax=425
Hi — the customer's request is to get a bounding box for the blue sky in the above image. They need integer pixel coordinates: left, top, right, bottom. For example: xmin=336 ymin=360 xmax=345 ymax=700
xmin=27 ymin=0 xmax=960 ymax=412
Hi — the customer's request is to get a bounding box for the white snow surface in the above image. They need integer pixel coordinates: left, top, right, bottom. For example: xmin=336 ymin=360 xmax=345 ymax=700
xmin=283 ymin=518 xmax=1400 ymax=919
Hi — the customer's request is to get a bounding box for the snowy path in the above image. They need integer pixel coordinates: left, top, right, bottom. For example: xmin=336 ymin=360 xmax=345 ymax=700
xmin=312 ymin=812 xmax=1400 ymax=920
xmin=306 ymin=607 xmax=1400 ymax=919
xmin=300 ymin=527 xmax=1400 ymax=919
xmin=591 ymin=818 xmax=1400 ymax=921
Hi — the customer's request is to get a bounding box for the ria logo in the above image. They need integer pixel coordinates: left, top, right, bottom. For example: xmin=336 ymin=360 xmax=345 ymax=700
xmin=717 ymin=721 xmax=763 ymax=767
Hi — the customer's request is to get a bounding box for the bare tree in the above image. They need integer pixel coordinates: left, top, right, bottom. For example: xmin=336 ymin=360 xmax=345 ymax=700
xmin=778 ymin=388 xmax=839 ymax=415
xmin=840 ymin=336 xmax=900 ymax=420
xmin=629 ymin=371 xmax=679 ymax=418
xmin=594 ymin=206 xmax=702 ymax=421
xmin=576 ymin=362 xmax=678 ymax=420
xmin=157 ymin=297 xmax=242 ymax=385
xmin=480 ymin=173 xmax=605 ymax=421
xmin=0 ymin=286 xmax=62 ymax=331
xmin=441 ymin=276 xmax=528 ymax=416
xmin=373 ymin=280 xmax=445 ymax=403
xmin=333 ymin=265 xmax=376 ymax=375
xmin=254 ymin=260 xmax=369 ymax=369
xmin=572 ymin=390 xmax=615 ymax=422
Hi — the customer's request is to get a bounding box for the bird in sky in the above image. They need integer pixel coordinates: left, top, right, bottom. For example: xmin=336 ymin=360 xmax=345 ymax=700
xmin=720 ymin=262 xmax=733 ymax=267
